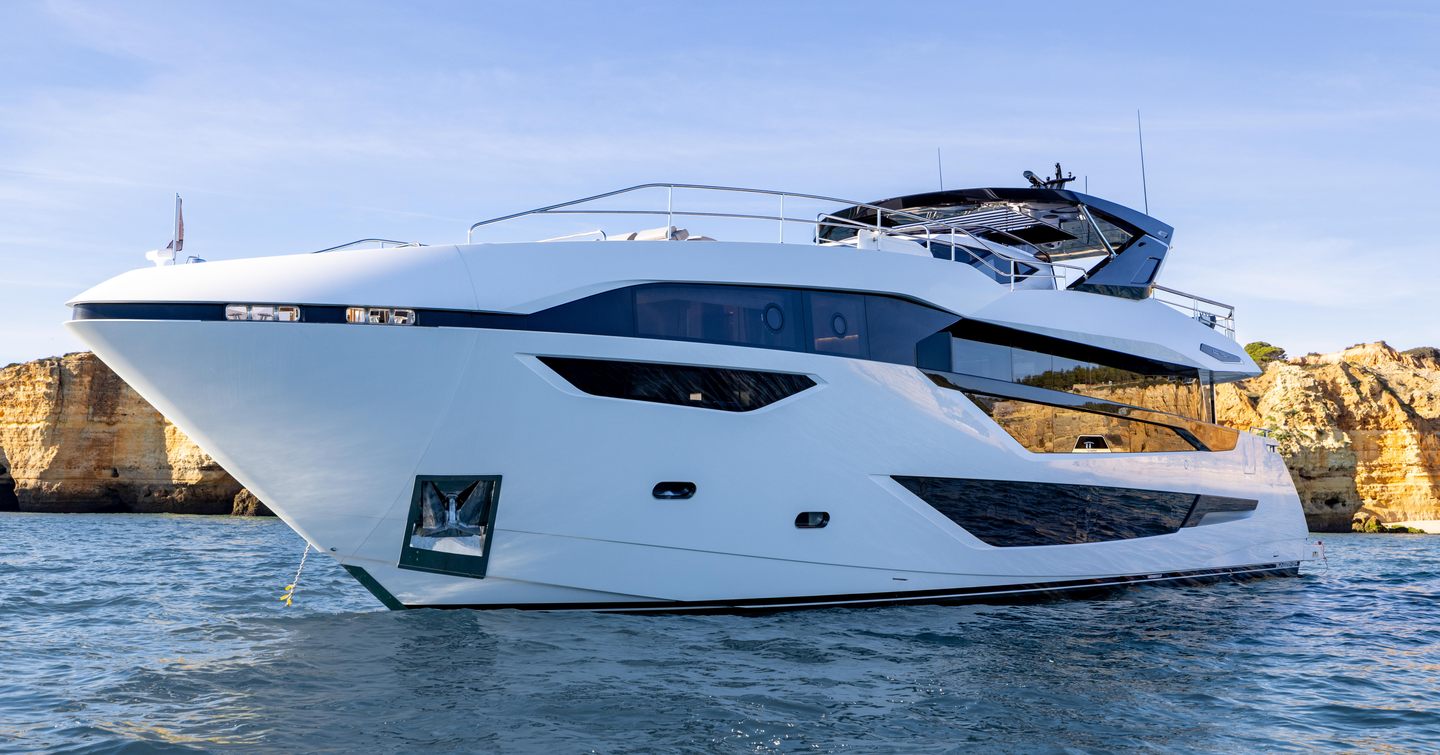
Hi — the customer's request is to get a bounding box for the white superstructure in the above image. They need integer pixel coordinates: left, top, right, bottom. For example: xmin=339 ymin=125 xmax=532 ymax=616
xmin=67 ymin=181 xmax=1310 ymax=611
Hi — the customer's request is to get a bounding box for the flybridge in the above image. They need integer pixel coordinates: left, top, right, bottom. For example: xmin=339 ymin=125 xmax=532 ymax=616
xmin=819 ymin=185 xmax=1176 ymax=298
xmin=455 ymin=180 xmax=1233 ymax=336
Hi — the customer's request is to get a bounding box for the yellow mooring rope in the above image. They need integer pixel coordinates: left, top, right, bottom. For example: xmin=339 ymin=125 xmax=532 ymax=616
xmin=279 ymin=543 xmax=313 ymax=607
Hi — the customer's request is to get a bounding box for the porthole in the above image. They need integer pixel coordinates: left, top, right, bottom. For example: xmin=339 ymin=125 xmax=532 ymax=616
xmin=652 ymin=482 xmax=697 ymax=500
xmin=831 ymin=313 xmax=848 ymax=336
xmin=794 ymin=511 xmax=830 ymax=529
xmin=763 ymin=303 xmax=785 ymax=332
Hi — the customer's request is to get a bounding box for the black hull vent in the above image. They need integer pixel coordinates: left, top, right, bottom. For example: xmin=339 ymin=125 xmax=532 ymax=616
xmin=540 ymin=357 xmax=815 ymax=412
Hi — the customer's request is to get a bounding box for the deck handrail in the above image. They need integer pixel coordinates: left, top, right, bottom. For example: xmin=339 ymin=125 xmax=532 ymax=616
xmin=1152 ymin=284 xmax=1237 ymax=337
xmin=465 ymin=183 xmax=1091 ymax=289
xmin=312 ymin=238 xmax=420 ymax=254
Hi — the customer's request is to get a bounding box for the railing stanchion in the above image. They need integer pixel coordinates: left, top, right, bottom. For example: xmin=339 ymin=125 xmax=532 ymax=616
xmin=779 ymin=194 xmax=785 ymax=244
xmin=667 ymin=186 xmax=674 ymax=233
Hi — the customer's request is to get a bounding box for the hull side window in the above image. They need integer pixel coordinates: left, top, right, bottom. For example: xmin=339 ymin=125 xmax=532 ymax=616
xmin=893 ymin=476 xmax=1234 ymax=546
xmin=636 ymin=285 xmax=803 ymax=351
xmin=808 ymin=292 xmax=867 ymax=357
xmin=540 ymin=357 xmax=815 ymax=412
xmin=949 ymin=327 xmax=1210 ymax=423
xmin=965 ymin=393 xmax=1197 ymax=454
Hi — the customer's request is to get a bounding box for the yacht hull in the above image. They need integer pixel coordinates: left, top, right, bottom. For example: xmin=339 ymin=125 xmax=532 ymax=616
xmin=67 ymin=303 xmax=1310 ymax=611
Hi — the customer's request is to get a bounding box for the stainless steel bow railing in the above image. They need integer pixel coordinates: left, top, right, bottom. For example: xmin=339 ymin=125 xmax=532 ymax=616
xmin=1152 ymin=284 xmax=1237 ymax=337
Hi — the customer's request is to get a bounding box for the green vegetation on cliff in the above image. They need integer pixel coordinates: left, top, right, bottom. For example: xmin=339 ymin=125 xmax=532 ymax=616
xmin=1244 ymin=341 xmax=1287 ymax=365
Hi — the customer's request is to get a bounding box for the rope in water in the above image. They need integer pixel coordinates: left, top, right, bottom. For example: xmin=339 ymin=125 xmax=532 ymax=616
xmin=279 ymin=543 xmax=313 ymax=607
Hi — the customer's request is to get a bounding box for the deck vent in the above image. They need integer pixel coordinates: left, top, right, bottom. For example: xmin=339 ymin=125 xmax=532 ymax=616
xmin=1199 ymin=343 xmax=1241 ymax=363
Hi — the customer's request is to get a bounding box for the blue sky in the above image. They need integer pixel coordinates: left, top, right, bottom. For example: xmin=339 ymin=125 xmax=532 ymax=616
xmin=2 ymin=0 xmax=1437 ymax=365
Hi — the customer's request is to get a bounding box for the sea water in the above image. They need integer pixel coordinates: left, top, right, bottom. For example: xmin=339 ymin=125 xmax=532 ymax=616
xmin=1 ymin=513 xmax=1437 ymax=753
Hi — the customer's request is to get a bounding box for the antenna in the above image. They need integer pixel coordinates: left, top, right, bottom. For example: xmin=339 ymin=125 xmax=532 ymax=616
xmin=1136 ymin=110 xmax=1150 ymax=214
xmin=936 ymin=148 xmax=944 ymax=191
xmin=171 ymin=193 xmax=183 ymax=254
xmin=1023 ymin=164 xmax=1074 ymax=189
xmin=144 ymin=193 xmax=185 ymax=267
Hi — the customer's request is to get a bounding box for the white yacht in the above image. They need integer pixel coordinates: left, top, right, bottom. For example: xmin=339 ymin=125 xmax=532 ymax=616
xmin=67 ymin=173 xmax=1311 ymax=611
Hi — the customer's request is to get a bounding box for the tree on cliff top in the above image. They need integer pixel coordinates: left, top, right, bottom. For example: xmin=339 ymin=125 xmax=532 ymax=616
xmin=1245 ymin=341 xmax=1287 ymax=365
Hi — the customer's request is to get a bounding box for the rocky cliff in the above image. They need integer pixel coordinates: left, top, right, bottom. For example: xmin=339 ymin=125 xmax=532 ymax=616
xmin=1 ymin=346 xmax=1436 ymax=529
xmin=1217 ymin=342 xmax=1440 ymax=531
xmin=0 ymin=353 xmax=268 ymax=515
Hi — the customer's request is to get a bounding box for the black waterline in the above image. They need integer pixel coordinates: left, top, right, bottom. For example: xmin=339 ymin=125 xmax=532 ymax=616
xmin=344 ymin=562 xmax=1299 ymax=613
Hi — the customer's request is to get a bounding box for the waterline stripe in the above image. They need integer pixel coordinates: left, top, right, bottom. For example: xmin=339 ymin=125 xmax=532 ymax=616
xmin=373 ymin=561 xmax=1300 ymax=613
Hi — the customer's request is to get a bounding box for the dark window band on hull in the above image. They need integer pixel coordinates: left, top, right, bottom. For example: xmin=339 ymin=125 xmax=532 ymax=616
xmin=893 ymin=476 xmax=1258 ymax=547
xmin=539 ymin=357 xmax=815 ymax=412
xmin=72 ymin=286 xmax=1221 ymax=391
xmin=70 ymin=284 xmax=963 ymax=366
xmin=73 ymin=302 xmax=230 ymax=321
xmin=74 ymin=286 xmax=1238 ymax=436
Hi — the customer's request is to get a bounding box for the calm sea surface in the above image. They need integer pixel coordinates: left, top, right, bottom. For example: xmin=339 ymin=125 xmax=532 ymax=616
xmin=1 ymin=513 xmax=1437 ymax=753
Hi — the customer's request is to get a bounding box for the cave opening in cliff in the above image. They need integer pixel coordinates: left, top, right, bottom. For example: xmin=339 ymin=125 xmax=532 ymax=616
xmin=0 ymin=464 xmax=17 ymax=512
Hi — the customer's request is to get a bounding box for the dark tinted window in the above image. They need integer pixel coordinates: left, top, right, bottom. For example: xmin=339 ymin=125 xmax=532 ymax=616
xmin=808 ymin=292 xmax=866 ymax=357
xmin=964 ymin=393 xmax=1197 ymax=453
xmin=540 ymin=357 xmax=815 ymax=412
xmin=949 ymin=336 xmax=1207 ymax=422
xmin=865 ymin=295 xmax=960 ymax=365
xmin=894 ymin=477 xmax=1199 ymax=546
xmin=636 ymin=285 xmax=803 ymax=350
xmin=523 ymin=287 xmax=633 ymax=336
xmin=954 ymin=246 xmax=1038 ymax=284
xmin=951 ymin=338 xmax=1011 ymax=380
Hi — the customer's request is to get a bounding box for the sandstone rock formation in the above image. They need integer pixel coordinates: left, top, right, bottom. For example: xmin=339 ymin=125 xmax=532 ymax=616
xmin=231 ymin=488 xmax=274 ymax=517
xmin=2 ymin=346 xmax=1436 ymax=530
xmin=0 ymin=352 xmax=264 ymax=514
xmin=954 ymin=341 xmax=1438 ymax=532
xmin=1217 ymin=342 xmax=1440 ymax=531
